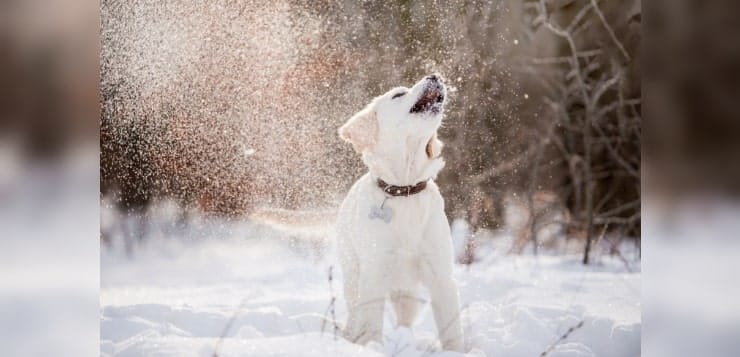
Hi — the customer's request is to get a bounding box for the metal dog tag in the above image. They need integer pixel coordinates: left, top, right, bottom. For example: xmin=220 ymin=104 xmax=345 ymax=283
xmin=369 ymin=196 xmax=393 ymax=223
xmin=369 ymin=205 xmax=393 ymax=223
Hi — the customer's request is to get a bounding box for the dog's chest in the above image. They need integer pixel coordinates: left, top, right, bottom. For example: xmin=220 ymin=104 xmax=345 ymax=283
xmin=370 ymin=198 xmax=428 ymax=284
xmin=373 ymin=195 xmax=430 ymax=249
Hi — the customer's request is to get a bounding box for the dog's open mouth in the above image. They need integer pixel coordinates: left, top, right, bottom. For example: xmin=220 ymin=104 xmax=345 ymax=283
xmin=410 ymin=87 xmax=445 ymax=114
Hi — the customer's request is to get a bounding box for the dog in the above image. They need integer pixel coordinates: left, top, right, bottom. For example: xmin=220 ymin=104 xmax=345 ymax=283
xmin=335 ymin=74 xmax=464 ymax=351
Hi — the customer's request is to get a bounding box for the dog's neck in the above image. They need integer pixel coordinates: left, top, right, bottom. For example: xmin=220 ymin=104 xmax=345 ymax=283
xmin=362 ymin=134 xmax=445 ymax=186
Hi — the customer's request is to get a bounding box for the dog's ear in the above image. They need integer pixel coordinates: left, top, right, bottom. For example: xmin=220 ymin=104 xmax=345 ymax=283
xmin=426 ymin=133 xmax=444 ymax=158
xmin=338 ymin=106 xmax=378 ymax=154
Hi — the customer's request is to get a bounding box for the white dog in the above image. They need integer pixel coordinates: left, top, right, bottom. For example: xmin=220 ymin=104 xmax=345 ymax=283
xmin=336 ymin=74 xmax=464 ymax=351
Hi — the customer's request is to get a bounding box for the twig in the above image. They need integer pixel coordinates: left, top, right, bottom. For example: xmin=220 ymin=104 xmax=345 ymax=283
xmin=212 ymin=298 xmax=250 ymax=357
xmin=566 ymin=2 xmax=594 ymax=33
xmin=589 ymin=223 xmax=610 ymax=265
xmin=597 ymin=199 xmax=639 ymax=218
xmin=596 ymin=98 xmax=641 ymax=119
xmin=525 ymin=49 xmax=603 ymax=65
xmin=540 ymin=320 xmax=585 ymax=356
xmin=320 ymin=265 xmax=339 ymax=340
xmin=594 ymin=212 xmax=640 ymax=225
xmin=590 ymin=0 xmax=631 ymax=61
xmin=603 ymin=234 xmax=634 ymax=274
xmin=592 ymin=123 xmax=639 ymax=177
xmin=591 ymin=73 xmax=621 ymax=110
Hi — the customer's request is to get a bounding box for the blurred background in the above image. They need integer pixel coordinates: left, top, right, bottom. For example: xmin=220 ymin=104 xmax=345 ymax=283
xmin=0 ymin=0 xmax=98 ymax=356
xmin=100 ymin=0 xmax=640 ymax=262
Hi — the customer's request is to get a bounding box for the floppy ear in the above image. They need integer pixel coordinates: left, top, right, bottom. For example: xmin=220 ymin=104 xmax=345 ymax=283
xmin=426 ymin=132 xmax=444 ymax=158
xmin=338 ymin=106 xmax=378 ymax=154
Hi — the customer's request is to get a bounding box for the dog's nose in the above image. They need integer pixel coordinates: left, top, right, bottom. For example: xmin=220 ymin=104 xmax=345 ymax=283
xmin=427 ymin=74 xmax=440 ymax=82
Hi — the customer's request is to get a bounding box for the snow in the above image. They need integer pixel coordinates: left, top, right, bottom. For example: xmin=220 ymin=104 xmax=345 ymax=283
xmin=0 ymin=148 xmax=99 ymax=357
xmin=642 ymin=198 xmax=740 ymax=357
xmin=101 ymin=214 xmax=640 ymax=356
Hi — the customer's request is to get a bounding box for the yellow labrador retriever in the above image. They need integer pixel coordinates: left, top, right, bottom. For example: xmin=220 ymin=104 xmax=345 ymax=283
xmin=336 ymin=74 xmax=464 ymax=351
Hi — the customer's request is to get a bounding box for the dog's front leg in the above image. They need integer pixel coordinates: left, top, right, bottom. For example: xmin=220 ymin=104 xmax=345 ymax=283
xmin=423 ymin=271 xmax=464 ymax=351
xmin=349 ymin=263 xmax=390 ymax=346
xmin=421 ymin=215 xmax=465 ymax=352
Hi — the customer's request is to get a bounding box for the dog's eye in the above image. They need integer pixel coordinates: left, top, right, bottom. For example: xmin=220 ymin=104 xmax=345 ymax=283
xmin=391 ymin=91 xmax=407 ymax=99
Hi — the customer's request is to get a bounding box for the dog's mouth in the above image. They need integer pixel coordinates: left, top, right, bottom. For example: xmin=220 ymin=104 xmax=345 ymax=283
xmin=410 ymin=77 xmax=445 ymax=115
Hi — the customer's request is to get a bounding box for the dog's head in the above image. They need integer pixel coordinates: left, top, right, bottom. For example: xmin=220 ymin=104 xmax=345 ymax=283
xmin=339 ymin=74 xmax=447 ymax=156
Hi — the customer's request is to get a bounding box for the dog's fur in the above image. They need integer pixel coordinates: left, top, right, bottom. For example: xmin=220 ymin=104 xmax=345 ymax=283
xmin=336 ymin=75 xmax=464 ymax=351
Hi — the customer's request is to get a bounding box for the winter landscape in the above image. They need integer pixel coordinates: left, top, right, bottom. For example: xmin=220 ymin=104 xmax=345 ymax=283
xmin=100 ymin=204 xmax=640 ymax=357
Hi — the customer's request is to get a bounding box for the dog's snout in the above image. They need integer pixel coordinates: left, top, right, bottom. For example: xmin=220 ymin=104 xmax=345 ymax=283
xmin=427 ymin=74 xmax=440 ymax=82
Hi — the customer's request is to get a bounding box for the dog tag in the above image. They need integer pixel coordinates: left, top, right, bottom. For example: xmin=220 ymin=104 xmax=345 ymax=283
xmin=369 ymin=205 xmax=393 ymax=223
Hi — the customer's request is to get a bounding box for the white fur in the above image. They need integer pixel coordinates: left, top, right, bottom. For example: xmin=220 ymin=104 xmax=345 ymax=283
xmin=336 ymin=76 xmax=464 ymax=351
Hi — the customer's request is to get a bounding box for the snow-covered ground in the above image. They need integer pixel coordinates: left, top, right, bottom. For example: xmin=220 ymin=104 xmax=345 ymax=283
xmin=101 ymin=213 xmax=640 ymax=357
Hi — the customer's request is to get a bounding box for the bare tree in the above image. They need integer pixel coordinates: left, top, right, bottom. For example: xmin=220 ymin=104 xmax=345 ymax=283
xmin=522 ymin=0 xmax=640 ymax=263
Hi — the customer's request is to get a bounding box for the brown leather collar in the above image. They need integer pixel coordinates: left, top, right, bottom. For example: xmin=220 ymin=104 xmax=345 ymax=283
xmin=377 ymin=178 xmax=428 ymax=197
